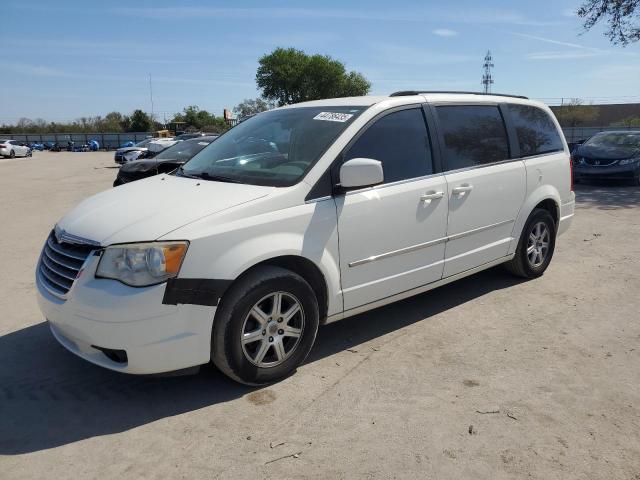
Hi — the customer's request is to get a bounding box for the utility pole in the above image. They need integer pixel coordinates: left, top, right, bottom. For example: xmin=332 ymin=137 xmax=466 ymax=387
xmin=148 ymin=74 xmax=155 ymax=132
xmin=481 ymin=50 xmax=494 ymax=94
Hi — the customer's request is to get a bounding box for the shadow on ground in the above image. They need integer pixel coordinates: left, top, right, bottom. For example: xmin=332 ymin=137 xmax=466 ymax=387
xmin=0 ymin=267 xmax=523 ymax=455
xmin=575 ymin=182 xmax=640 ymax=210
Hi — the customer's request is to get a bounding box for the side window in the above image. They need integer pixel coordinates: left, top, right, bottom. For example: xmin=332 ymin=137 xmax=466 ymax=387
xmin=508 ymin=104 xmax=564 ymax=157
xmin=436 ymin=105 xmax=510 ymax=170
xmin=344 ymin=108 xmax=433 ymax=183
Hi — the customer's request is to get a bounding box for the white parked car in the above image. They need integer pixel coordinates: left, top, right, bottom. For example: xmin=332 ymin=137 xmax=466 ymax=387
xmin=0 ymin=139 xmax=32 ymax=158
xmin=36 ymin=92 xmax=575 ymax=385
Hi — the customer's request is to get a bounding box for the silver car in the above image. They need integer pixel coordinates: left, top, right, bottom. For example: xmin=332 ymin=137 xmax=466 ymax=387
xmin=0 ymin=140 xmax=31 ymax=158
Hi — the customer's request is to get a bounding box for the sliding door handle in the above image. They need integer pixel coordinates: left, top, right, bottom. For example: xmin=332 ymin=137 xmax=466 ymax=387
xmin=420 ymin=191 xmax=445 ymax=202
xmin=452 ymin=184 xmax=474 ymax=196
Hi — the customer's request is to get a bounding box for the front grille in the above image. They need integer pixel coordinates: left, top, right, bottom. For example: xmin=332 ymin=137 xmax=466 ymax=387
xmin=38 ymin=231 xmax=96 ymax=297
xmin=582 ymin=157 xmax=617 ymax=167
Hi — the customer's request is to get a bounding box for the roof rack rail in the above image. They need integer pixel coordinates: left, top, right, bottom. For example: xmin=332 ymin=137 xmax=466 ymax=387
xmin=389 ymin=90 xmax=528 ymax=99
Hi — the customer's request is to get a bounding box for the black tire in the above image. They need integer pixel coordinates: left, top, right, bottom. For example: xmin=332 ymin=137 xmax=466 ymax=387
xmin=505 ymin=208 xmax=557 ymax=279
xmin=9 ymin=150 xmax=15 ymax=158
xmin=212 ymin=266 xmax=319 ymax=385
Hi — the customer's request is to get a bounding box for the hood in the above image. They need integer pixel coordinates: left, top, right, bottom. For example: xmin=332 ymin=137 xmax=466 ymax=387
xmin=120 ymin=159 xmax=157 ymax=173
xmin=117 ymin=146 xmax=146 ymax=154
xmin=576 ymin=143 xmax=640 ymax=160
xmin=57 ymin=175 xmax=274 ymax=245
xmin=120 ymin=158 xmax=185 ymax=173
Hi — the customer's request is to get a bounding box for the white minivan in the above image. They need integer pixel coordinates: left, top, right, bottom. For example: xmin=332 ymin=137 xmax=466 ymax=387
xmin=36 ymin=92 xmax=575 ymax=385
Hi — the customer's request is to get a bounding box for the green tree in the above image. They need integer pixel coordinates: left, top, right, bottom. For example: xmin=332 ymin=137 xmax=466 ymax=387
xmin=611 ymin=116 xmax=640 ymax=127
xmin=129 ymin=109 xmax=153 ymax=132
xmin=98 ymin=112 xmax=126 ymax=132
xmin=554 ymin=99 xmax=600 ymax=127
xmin=233 ymin=98 xmax=274 ymax=118
xmin=577 ymin=0 xmax=639 ymax=45
xmin=256 ymin=47 xmax=371 ymax=106
xmin=172 ymin=105 xmax=218 ymax=130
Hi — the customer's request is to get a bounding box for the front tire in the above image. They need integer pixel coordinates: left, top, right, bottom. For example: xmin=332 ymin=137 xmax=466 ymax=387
xmin=505 ymin=208 xmax=556 ymax=279
xmin=212 ymin=266 xmax=319 ymax=385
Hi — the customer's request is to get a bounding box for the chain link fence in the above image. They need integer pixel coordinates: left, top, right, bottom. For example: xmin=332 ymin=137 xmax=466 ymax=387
xmin=1 ymin=132 xmax=153 ymax=150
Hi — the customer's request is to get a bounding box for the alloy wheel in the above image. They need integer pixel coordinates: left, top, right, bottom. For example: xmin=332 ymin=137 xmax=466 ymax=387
xmin=241 ymin=291 xmax=305 ymax=368
xmin=526 ymin=221 xmax=550 ymax=268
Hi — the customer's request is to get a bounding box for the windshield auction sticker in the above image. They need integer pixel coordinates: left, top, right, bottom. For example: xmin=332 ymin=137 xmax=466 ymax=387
xmin=313 ymin=112 xmax=354 ymax=122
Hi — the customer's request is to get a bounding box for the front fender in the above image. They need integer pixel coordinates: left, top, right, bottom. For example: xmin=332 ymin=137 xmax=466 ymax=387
xmin=175 ymin=200 xmax=343 ymax=317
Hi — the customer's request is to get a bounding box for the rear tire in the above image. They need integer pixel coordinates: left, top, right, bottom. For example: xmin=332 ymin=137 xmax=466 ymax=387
xmin=505 ymin=208 xmax=556 ymax=279
xmin=212 ymin=266 xmax=319 ymax=385
xmin=9 ymin=150 xmax=15 ymax=158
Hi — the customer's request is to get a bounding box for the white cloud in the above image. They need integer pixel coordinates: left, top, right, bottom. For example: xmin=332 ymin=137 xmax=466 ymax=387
xmin=5 ymin=63 xmax=69 ymax=77
xmin=111 ymin=6 xmax=563 ymax=27
xmin=525 ymin=50 xmax=600 ymax=60
xmin=432 ymin=28 xmax=458 ymax=37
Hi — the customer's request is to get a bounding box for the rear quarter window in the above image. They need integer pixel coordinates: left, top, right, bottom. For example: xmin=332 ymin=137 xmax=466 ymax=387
xmin=508 ymin=104 xmax=564 ymax=157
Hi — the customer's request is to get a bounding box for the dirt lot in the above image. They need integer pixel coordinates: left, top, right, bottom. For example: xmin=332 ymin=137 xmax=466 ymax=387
xmin=0 ymin=151 xmax=639 ymax=479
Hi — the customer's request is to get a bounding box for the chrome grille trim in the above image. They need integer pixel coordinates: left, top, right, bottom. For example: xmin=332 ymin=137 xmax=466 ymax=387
xmin=38 ymin=231 xmax=97 ymax=298
xmin=46 ymin=236 xmax=88 ymax=261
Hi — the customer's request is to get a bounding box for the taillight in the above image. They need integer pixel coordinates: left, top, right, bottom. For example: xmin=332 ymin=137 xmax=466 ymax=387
xmin=0 ymin=144 xmax=6 ymax=148
xmin=569 ymin=157 xmax=574 ymax=192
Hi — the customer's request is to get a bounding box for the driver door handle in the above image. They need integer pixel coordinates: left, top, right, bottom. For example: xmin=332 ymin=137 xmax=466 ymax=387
xmin=452 ymin=184 xmax=474 ymax=196
xmin=420 ymin=191 xmax=445 ymax=201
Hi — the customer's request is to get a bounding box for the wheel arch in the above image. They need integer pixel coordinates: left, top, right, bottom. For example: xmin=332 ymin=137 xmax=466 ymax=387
xmin=214 ymin=253 xmax=334 ymax=325
xmin=509 ymin=185 xmax=561 ymax=255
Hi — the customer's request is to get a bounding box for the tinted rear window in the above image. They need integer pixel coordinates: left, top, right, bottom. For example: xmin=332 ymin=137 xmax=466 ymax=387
xmin=436 ymin=105 xmax=510 ymax=170
xmin=509 ymin=104 xmax=564 ymax=157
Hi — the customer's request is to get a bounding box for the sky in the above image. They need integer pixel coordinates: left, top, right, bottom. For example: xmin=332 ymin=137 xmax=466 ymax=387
xmin=1 ymin=0 xmax=639 ymax=123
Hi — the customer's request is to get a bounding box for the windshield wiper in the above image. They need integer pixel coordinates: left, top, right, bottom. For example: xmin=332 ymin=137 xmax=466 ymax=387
xmin=182 ymin=169 xmax=242 ymax=183
xmin=176 ymin=165 xmax=199 ymax=178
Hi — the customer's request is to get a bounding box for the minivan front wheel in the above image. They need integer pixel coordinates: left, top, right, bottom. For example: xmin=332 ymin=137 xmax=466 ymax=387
xmin=212 ymin=266 xmax=319 ymax=385
xmin=505 ymin=208 xmax=556 ymax=279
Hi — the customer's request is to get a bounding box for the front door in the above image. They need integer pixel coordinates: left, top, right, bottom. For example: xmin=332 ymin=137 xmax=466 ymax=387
xmin=335 ymin=106 xmax=449 ymax=311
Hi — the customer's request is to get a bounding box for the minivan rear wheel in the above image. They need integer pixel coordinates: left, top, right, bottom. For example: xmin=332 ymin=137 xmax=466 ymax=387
xmin=505 ymin=208 xmax=556 ymax=279
xmin=211 ymin=266 xmax=319 ymax=385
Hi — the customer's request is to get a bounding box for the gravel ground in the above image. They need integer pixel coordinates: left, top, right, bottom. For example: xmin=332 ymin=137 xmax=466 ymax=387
xmin=1 ymin=151 xmax=639 ymax=479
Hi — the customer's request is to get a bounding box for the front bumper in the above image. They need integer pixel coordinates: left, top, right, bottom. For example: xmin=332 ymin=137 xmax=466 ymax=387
xmin=36 ymin=253 xmax=216 ymax=374
xmin=574 ymin=162 xmax=640 ymax=180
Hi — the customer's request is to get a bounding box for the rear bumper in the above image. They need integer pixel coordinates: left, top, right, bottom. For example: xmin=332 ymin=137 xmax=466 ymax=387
xmin=574 ymin=163 xmax=640 ymax=180
xmin=558 ymin=192 xmax=575 ymax=237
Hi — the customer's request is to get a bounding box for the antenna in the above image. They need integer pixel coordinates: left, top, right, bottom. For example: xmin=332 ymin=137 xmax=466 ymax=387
xmin=148 ymin=74 xmax=154 ymax=131
xmin=481 ymin=50 xmax=494 ymax=94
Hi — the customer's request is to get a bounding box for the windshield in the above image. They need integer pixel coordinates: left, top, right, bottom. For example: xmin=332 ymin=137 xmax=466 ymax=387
xmin=134 ymin=138 xmax=153 ymax=147
xmin=585 ymin=132 xmax=640 ymax=149
xmin=155 ymin=138 xmax=212 ymax=161
xmin=180 ymin=106 xmax=365 ymax=186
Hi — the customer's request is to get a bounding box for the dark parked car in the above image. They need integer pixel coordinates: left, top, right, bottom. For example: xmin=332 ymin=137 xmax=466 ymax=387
xmin=571 ymin=131 xmax=640 ymax=185
xmin=113 ymin=136 xmax=218 ymax=186
xmin=114 ymin=138 xmax=153 ymax=164
xmin=173 ymin=132 xmax=210 ymax=141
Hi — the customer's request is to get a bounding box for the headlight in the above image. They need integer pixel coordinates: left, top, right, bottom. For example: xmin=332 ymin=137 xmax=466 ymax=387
xmin=619 ymin=158 xmax=639 ymax=166
xmin=96 ymin=241 xmax=188 ymax=287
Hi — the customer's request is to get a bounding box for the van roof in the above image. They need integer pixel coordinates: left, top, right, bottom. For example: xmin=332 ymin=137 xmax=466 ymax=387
xmin=285 ymin=92 xmax=544 ymax=109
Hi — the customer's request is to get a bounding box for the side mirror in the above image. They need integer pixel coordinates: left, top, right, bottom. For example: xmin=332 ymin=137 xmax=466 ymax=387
xmin=339 ymin=158 xmax=384 ymax=189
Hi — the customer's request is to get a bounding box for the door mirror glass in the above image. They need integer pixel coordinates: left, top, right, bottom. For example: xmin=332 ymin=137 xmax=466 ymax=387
xmin=339 ymin=158 xmax=384 ymax=188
